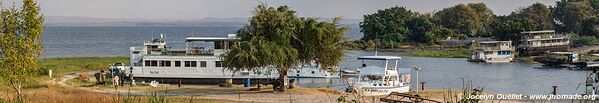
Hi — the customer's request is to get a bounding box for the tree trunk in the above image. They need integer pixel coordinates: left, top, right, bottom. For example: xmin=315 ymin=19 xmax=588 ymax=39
xmin=278 ymin=69 xmax=288 ymax=92
xmin=11 ymin=81 xmax=24 ymax=103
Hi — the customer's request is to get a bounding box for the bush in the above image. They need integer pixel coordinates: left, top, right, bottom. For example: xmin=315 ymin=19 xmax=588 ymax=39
xmin=571 ymin=35 xmax=598 ymax=47
xmin=37 ymin=66 xmax=51 ymax=76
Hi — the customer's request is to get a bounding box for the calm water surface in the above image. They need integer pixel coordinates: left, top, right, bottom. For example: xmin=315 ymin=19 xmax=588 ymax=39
xmin=41 ymin=26 xmax=588 ymax=94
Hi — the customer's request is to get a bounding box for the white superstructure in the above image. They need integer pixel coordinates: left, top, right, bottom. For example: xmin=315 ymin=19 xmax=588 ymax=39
xmin=288 ymin=64 xmax=339 ymax=78
xmin=129 ymin=34 xmax=277 ymax=80
xmin=128 ymin=34 xmax=337 ymax=83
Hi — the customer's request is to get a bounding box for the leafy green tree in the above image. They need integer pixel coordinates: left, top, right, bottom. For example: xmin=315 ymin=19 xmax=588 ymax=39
xmin=426 ymin=26 xmax=458 ymax=44
xmin=490 ymin=16 xmax=541 ymax=43
xmin=581 ymin=17 xmax=599 ymax=36
xmin=553 ymin=0 xmax=593 ymax=34
xmin=512 ymin=3 xmax=554 ymax=30
xmin=221 ymin=4 xmax=346 ymax=92
xmin=359 ymin=6 xmax=416 ymax=42
xmin=467 ymin=3 xmax=495 ymax=36
xmin=590 ymin=0 xmax=599 ymax=9
xmin=0 ymin=0 xmax=44 ymax=102
xmin=406 ymin=16 xmax=435 ymax=44
xmin=433 ymin=3 xmax=494 ymax=36
xmin=295 ymin=17 xmax=347 ymax=69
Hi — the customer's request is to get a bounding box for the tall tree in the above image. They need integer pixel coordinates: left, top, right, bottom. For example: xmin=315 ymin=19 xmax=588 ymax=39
xmin=433 ymin=3 xmax=494 ymax=36
xmin=0 ymin=0 xmax=44 ymax=102
xmin=468 ymin=3 xmax=495 ymax=36
xmin=581 ymin=16 xmax=599 ymax=36
xmin=553 ymin=0 xmax=593 ymax=33
xmin=406 ymin=15 xmax=435 ymax=44
xmin=221 ymin=4 xmax=346 ymax=92
xmin=295 ymin=17 xmax=347 ymax=70
xmin=490 ymin=16 xmax=541 ymax=43
xmin=512 ymin=3 xmax=554 ymax=30
xmin=359 ymin=6 xmax=416 ymax=42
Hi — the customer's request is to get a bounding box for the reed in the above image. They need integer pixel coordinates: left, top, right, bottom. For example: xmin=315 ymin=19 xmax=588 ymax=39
xmin=443 ymin=79 xmax=485 ymax=103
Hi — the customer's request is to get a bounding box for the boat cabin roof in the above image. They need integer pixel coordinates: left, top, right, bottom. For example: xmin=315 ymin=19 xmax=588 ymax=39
xmin=520 ymin=30 xmax=555 ymax=34
xmin=477 ymin=41 xmax=511 ymax=44
xmin=548 ymin=52 xmax=578 ymax=55
xmin=185 ymin=37 xmax=240 ymax=42
xmin=357 ymin=56 xmax=402 ymax=60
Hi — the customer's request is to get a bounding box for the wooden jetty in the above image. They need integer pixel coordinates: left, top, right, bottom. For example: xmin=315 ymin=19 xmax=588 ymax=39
xmin=379 ymin=92 xmax=441 ymax=103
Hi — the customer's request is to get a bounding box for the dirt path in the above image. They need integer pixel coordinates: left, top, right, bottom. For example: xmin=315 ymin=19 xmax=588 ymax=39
xmin=53 ymin=72 xmax=344 ymax=103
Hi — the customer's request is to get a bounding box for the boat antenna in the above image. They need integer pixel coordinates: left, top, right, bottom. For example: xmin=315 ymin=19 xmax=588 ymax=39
xmin=374 ymin=34 xmax=379 ymax=56
xmin=375 ymin=46 xmax=378 ymax=56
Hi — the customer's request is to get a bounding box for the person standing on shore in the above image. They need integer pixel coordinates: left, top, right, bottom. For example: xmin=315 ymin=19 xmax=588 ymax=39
xmin=113 ymin=76 xmax=120 ymax=90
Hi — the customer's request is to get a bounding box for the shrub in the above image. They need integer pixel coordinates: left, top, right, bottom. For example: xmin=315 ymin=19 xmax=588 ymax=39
xmin=571 ymin=35 xmax=598 ymax=47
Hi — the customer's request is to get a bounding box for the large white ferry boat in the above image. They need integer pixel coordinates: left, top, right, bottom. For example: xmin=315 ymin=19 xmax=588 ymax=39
xmin=288 ymin=65 xmax=339 ymax=78
xmin=355 ymin=56 xmax=411 ymax=96
xmin=128 ymin=34 xmax=337 ymax=84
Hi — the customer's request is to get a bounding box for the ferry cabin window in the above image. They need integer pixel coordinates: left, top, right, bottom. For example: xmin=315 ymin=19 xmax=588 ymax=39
xmin=214 ymin=41 xmax=224 ymax=49
xmin=498 ymin=51 xmax=511 ymax=55
xmin=228 ymin=41 xmax=234 ymax=49
xmin=200 ymin=61 xmax=207 ymax=67
xmin=184 ymin=61 xmax=191 ymax=67
xmin=159 ymin=61 xmax=171 ymax=67
xmin=145 ymin=60 xmax=151 ymax=66
xmin=215 ymin=61 xmax=224 ymax=67
xmin=165 ymin=61 xmax=171 ymax=67
xmin=174 ymin=61 xmax=181 ymax=67
xmin=190 ymin=61 xmax=197 ymax=67
xmin=184 ymin=61 xmax=197 ymax=67
xmin=150 ymin=61 xmax=158 ymax=66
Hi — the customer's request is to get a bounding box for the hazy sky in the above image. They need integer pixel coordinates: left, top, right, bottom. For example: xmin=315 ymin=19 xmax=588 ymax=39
xmin=8 ymin=0 xmax=561 ymax=19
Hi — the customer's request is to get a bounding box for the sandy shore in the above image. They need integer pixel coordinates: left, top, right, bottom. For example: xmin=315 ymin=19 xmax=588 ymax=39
xmin=56 ymin=72 xmax=585 ymax=103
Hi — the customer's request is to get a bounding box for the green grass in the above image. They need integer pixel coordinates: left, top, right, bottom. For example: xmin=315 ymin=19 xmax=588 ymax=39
xmin=39 ymin=56 xmax=130 ymax=77
xmin=401 ymin=49 xmax=469 ymax=58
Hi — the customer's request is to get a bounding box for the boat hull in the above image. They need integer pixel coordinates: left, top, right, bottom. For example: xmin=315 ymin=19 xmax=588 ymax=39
xmin=359 ymin=86 xmax=410 ymax=96
xmin=133 ymin=77 xmax=277 ymax=85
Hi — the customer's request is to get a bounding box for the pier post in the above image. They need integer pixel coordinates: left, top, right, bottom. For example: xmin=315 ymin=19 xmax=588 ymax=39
xmin=178 ymin=79 xmax=182 ymax=87
xmin=552 ymin=86 xmax=558 ymax=95
xmin=420 ymin=82 xmax=426 ymax=91
xmin=414 ymin=67 xmax=421 ymax=93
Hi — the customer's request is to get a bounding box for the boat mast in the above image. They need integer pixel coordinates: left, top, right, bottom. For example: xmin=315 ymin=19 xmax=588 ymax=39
xmin=394 ymin=59 xmax=398 ymax=71
xmin=384 ymin=60 xmax=389 ymax=74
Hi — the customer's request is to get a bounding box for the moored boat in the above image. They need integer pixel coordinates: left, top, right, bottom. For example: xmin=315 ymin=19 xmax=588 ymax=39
xmin=127 ymin=34 xmax=340 ymax=84
xmin=355 ymin=56 xmax=411 ymax=96
xmin=128 ymin=34 xmax=278 ymax=84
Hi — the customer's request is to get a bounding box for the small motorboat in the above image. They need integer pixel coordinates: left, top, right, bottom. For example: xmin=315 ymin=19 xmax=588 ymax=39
xmin=355 ymin=56 xmax=411 ymax=96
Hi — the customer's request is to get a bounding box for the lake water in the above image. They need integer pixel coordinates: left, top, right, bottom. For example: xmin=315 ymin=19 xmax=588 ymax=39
xmin=41 ymin=26 xmax=588 ymax=95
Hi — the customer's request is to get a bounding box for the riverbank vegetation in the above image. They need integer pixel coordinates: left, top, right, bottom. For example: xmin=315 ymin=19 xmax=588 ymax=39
xmin=401 ymin=48 xmax=469 ymax=58
xmin=349 ymin=0 xmax=599 ymax=58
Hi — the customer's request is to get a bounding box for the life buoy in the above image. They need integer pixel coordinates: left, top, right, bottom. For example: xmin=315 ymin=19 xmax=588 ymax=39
xmin=386 ymin=80 xmax=390 ymax=86
xmin=402 ymin=75 xmax=410 ymax=83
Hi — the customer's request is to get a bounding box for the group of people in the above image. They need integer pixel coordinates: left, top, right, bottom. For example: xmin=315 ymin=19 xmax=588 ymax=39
xmin=95 ymin=64 xmax=130 ymax=90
